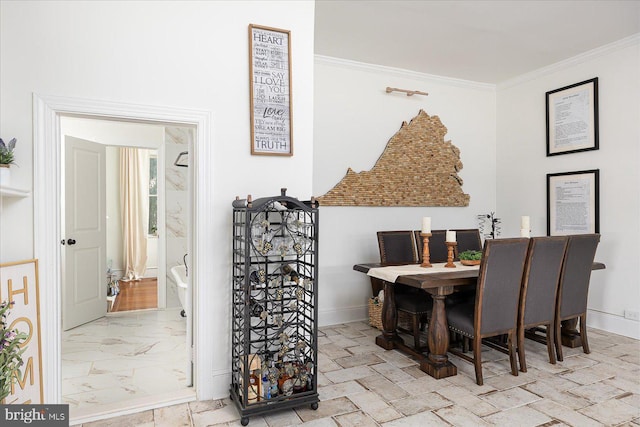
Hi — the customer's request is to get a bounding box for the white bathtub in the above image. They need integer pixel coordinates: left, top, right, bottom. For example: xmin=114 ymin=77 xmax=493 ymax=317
xmin=170 ymin=265 xmax=188 ymax=317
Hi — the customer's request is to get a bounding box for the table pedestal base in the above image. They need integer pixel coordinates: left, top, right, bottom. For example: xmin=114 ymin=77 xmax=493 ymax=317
xmin=561 ymin=318 xmax=583 ymax=348
xmin=376 ymin=334 xmax=404 ymax=350
xmin=561 ymin=335 xmax=582 ymax=348
xmin=420 ymin=358 xmax=457 ymax=379
xmin=376 ymin=281 xmax=405 ymax=351
xmin=419 ymin=293 xmax=457 ymax=379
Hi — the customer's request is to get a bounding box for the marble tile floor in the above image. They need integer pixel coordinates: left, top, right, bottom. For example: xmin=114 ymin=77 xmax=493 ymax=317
xmin=80 ymin=322 xmax=639 ymax=427
xmin=62 ymin=307 xmax=193 ymax=422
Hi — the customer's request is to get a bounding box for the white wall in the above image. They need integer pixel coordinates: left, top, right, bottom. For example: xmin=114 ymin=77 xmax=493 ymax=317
xmin=0 ymin=0 xmax=315 ymax=401
xmin=496 ymin=36 xmax=640 ymax=338
xmin=313 ymin=57 xmax=497 ymax=324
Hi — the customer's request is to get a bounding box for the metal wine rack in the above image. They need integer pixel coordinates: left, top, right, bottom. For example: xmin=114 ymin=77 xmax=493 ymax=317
xmin=230 ymin=189 xmax=319 ymax=425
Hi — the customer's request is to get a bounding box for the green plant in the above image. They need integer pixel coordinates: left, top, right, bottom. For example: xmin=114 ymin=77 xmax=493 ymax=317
xmin=458 ymin=250 xmax=482 ymax=261
xmin=0 ymin=300 xmax=29 ymax=402
xmin=0 ymin=138 xmax=17 ymax=165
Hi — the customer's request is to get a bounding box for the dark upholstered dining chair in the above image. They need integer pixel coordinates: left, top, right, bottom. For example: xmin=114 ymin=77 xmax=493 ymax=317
xmin=419 ymin=229 xmax=481 ymax=309
xmin=518 ymin=236 xmax=568 ymax=372
xmin=451 ymin=229 xmax=483 ymax=305
xmin=447 ymin=238 xmax=530 ymax=385
xmin=370 ymin=231 xmax=419 ymax=296
xmin=415 ymin=230 xmax=448 ymax=263
xmin=377 ymin=230 xmax=418 ymax=264
xmin=377 ymin=231 xmax=431 ymax=351
xmin=455 ymin=229 xmax=483 ymax=257
xmin=371 ymin=231 xmax=418 ymax=296
xmin=554 ymin=234 xmax=601 ymax=361
xmin=415 ymin=229 xmax=482 ymax=264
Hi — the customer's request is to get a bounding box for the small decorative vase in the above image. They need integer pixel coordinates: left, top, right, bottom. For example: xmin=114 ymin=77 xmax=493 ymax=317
xmin=0 ymin=164 xmax=10 ymax=187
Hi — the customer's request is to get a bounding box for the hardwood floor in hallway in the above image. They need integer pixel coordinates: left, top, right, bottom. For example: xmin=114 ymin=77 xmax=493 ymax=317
xmin=112 ymin=277 xmax=158 ymax=312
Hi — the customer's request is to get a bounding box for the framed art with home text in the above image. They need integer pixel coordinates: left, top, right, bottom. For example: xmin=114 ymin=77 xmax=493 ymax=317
xmin=546 ymin=78 xmax=599 ymax=156
xmin=249 ymin=24 xmax=293 ymax=156
xmin=0 ymin=259 xmax=44 ymax=404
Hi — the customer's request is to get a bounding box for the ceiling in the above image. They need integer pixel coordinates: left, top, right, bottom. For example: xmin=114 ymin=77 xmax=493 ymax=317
xmin=314 ymin=0 xmax=640 ymax=84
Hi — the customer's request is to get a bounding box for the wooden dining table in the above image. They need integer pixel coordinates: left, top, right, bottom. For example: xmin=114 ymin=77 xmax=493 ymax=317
xmin=353 ymin=261 xmax=606 ymax=380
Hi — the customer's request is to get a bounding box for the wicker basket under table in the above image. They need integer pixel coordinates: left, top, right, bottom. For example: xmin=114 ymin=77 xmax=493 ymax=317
xmin=368 ymin=297 xmax=412 ymax=330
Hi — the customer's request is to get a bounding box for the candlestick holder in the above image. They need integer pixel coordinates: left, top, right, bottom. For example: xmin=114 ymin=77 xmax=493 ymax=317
xmin=445 ymin=242 xmax=457 ymax=268
xmin=420 ymin=232 xmax=432 ymax=267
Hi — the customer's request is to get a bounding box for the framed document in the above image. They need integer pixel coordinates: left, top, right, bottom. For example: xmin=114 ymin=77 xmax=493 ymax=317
xmin=249 ymin=24 xmax=293 ymax=156
xmin=547 ymin=170 xmax=599 ymax=236
xmin=546 ymin=78 xmax=598 ymax=156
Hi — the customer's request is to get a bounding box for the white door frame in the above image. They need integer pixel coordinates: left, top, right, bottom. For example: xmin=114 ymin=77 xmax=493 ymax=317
xmin=33 ymin=94 xmax=215 ymax=403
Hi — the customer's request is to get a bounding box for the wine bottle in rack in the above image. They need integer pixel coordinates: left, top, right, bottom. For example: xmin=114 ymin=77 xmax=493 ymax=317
xmin=282 ymin=264 xmax=299 ymax=283
xmin=249 ymin=298 xmax=264 ymax=317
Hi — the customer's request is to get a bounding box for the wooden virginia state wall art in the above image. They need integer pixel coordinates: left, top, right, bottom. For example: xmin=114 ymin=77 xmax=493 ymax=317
xmin=318 ymin=110 xmax=470 ymax=206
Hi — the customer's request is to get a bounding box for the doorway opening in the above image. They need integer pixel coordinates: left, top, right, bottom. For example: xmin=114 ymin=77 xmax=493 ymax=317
xmin=33 ymin=95 xmax=213 ymax=424
xmin=60 ymin=116 xmax=193 ymax=420
xmin=60 ymin=117 xmax=195 ymax=421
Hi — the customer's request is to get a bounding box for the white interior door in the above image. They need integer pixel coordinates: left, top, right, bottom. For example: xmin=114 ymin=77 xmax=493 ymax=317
xmin=63 ymin=136 xmax=107 ymax=331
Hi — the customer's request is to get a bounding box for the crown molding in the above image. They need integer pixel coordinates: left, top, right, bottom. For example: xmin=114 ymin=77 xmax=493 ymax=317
xmin=498 ymin=33 xmax=640 ymax=90
xmin=315 ymin=55 xmax=496 ymax=92
xmin=316 ymin=33 xmax=639 ymax=92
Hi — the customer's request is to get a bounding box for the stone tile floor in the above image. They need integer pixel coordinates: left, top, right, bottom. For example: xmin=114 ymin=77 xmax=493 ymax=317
xmin=82 ymin=322 xmax=640 ymax=426
xmin=63 ymin=308 xmax=191 ymax=418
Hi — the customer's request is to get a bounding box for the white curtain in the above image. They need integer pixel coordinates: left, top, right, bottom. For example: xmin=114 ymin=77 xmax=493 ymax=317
xmin=120 ymin=147 xmax=149 ymax=280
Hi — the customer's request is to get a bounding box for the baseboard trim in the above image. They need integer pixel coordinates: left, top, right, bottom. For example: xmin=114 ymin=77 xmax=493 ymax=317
xmin=319 ymin=305 xmax=368 ymax=327
xmin=315 ymin=305 xmax=640 ymax=340
xmin=202 ymin=305 xmax=637 ymax=402
xmin=587 ymin=309 xmax=640 ymax=340
xmin=109 ymin=268 xmax=158 ymax=279
xmin=69 ymin=388 xmax=196 ymax=425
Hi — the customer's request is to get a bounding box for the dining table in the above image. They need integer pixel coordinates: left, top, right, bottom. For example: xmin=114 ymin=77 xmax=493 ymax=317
xmin=353 ymin=260 xmax=606 ymax=380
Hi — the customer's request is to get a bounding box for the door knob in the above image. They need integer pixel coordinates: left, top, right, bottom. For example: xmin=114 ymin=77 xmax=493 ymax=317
xmin=67 ymin=239 xmax=76 ymax=245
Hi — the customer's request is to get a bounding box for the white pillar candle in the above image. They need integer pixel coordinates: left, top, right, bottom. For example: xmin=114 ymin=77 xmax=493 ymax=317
xmin=422 ymin=217 xmax=431 ymax=234
xmin=446 ymin=230 xmax=456 ymax=243
xmin=520 ymin=228 xmax=530 ymax=238
xmin=521 ymin=216 xmax=530 ymax=230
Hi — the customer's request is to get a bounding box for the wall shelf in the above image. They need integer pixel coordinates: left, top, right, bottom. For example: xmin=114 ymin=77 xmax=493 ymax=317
xmin=0 ymin=185 xmax=30 ymax=198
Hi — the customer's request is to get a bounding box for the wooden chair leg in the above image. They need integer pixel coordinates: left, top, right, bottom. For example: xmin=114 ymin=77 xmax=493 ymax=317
xmin=508 ymin=332 xmax=518 ymax=376
xmin=420 ymin=314 xmax=427 ymax=332
xmin=517 ymin=324 xmax=527 ymax=373
xmin=546 ymin=323 xmax=557 ymax=364
xmin=463 ymin=336 xmax=470 ymax=353
xmin=555 ymin=318 xmax=564 ymax=362
xmin=473 ymin=336 xmax=483 ymax=386
xmin=413 ymin=314 xmax=421 ymax=350
xmin=579 ymin=313 xmax=590 ymax=354
xmin=450 ymin=331 xmax=458 ymax=347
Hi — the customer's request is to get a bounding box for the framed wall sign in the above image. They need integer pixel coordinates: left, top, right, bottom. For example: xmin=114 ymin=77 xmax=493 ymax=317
xmin=546 ymin=77 xmax=599 ymax=156
xmin=0 ymin=259 xmax=44 ymax=404
xmin=249 ymin=24 xmax=293 ymax=156
xmin=547 ymin=169 xmax=599 ymax=236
